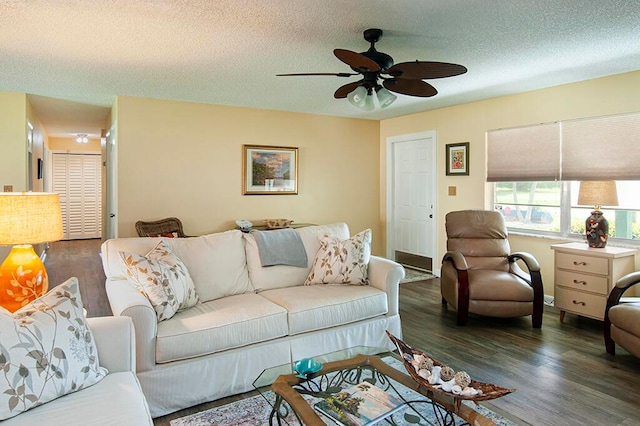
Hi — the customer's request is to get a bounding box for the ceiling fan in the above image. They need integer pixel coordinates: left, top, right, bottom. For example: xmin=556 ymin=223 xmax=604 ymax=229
xmin=277 ymin=28 xmax=467 ymax=110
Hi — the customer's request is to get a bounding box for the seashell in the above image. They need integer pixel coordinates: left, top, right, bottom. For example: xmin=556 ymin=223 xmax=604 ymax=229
xmin=427 ymin=366 xmax=442 ymax=384
xmin=460 ymin=386 xmax=479 ymax=397
xmin=440 ymin=378 xmax=456 ymax=392
xmin=440 ymin=366 xmax=455 ymax=381
xmin=411 ymin=359 xmax=421 ymax=372
xmin=418 ymin=357 xmax=433 ymax=371
xmin=418 ymin=368 xmax=430 ymax=380
xmin=454 ymin=371 xmax=471 ymax=388
xmin=402 ymin=353 xmax=413 ymax=363
xmin=451 ymin=385 xmax=463 ymax=395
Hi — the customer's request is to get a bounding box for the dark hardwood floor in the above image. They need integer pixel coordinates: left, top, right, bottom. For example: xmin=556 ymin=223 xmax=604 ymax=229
xmin=45 ymin=239 xmax=640 ymax=426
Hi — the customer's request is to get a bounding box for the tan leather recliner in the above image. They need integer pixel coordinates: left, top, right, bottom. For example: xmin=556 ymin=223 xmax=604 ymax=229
xmin=441 ymin=210 xmax=544 ymax=327
xmin=604 ymin=271 xmax=640 ymax=358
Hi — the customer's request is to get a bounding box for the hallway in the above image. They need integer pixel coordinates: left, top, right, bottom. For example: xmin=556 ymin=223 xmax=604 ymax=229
xmin=45 ymin=238 xmax=111 ymax=317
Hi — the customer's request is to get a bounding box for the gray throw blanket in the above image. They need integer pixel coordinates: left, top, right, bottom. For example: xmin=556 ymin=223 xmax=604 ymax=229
xmin=251 ymin=228 xmax=308 ymax=267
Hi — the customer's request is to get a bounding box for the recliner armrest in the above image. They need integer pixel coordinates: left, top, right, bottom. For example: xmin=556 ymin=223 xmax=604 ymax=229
xmin=442 ymin=251 xmax=468 ymax=271
xmin=604 ymin=271 xmax=640 ymax=354
xmin=509 ymin=252 xmax=540 ymax=272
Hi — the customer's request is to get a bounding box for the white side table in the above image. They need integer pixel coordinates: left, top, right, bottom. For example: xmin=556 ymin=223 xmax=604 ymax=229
xmin=551 ymin=242 xmax=636 ymax=322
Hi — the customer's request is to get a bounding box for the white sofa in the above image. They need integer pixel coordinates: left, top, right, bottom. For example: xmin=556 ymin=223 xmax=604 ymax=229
xmin=101 ymin=223 xmax=404 ymax=417
xmin=4 ymin=316 xmax=152 ymax=425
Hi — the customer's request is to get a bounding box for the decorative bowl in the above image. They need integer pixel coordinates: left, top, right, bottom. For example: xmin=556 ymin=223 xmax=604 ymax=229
xmin=265 ymin=218 xmax=293 ymax=229
xmin=293 ymin=357 xmax=323 ymax=379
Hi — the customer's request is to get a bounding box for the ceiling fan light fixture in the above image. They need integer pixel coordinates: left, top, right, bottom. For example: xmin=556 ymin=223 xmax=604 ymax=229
xmin=362 ymin=92 xmax=375 ymax=111
xmin=375 ymin=86 xmax=397 ymax=108
xmin=347 ymin=86 xmax=368 ymax=109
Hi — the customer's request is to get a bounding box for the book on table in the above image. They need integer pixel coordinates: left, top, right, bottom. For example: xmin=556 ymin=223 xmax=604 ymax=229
xmin=313 ymin=381 xmax=406 ymax=426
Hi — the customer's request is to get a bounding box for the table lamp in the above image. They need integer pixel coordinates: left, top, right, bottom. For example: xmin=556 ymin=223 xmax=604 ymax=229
xmin=0 ymin=192 xmax=63 ymax=312
xmin=577 ymin=181 xmax=618 ymax=248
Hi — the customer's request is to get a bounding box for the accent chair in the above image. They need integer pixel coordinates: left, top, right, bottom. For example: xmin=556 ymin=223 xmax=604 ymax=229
xmin=440 ymin=210 xmax=544 ymax=327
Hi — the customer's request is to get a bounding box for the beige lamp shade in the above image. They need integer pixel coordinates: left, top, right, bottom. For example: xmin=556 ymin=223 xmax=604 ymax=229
xmin=577 ymin=181 xmax=619 ymax=209
xmin=0 ymin=192 xmax=63 ymax=245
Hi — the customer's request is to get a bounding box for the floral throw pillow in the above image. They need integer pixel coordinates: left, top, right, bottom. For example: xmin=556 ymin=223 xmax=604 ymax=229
xmin=120 ymin=240 xmax=199 ymax=322
xmin=0 ymin=277 xmax=108 ymax=421
xmin=304 ymin=229 xmax=372 ymax=285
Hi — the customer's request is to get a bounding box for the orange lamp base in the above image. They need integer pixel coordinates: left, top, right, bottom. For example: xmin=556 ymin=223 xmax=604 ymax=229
xmin=0 ymin=244 xmax=49 ymax=312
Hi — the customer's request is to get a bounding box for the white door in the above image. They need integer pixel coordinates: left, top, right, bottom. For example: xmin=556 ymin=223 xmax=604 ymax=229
xmin=52 ymin=153 xmax=102 ymax=240
xmin=386 ymin=131 xmax=436 ymax=273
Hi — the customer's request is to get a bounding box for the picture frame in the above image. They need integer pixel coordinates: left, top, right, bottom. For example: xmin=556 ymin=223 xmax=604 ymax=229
xmin=445 ymin=142 xmax=469 ymax=176
xmin=243 ymin=145 xmax=298 ymax=195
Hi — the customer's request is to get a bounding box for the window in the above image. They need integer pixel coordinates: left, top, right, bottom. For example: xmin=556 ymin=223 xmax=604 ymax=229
xmin=493 ymin=181 xmax=640 ymax=243
xmin=488 ymin=111 xmax=640 ymax=244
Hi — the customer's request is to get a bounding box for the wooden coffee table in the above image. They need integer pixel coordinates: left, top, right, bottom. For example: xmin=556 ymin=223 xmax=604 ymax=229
xmin=258 ymin=351 xmax=500 ymax=425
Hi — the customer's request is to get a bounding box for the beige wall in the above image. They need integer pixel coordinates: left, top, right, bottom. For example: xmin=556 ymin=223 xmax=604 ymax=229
xmin=380 ymin=70 xmax=640 ymax=294
xmin=115 ymin=97 xmax=383 ymax=252
xmin=49 ymin=137 xmax=102 ymax=152
xmin=0 ymin=92 xmax=27 ymax=192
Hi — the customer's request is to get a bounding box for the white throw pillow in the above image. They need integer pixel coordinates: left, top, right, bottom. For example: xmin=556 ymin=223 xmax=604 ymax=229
xmin=0 ymin=277 xmax=108 ymax=421
xmin=304 ymin=229 xmax=372 ymax=285
xmin=120 ymin=240 xmax=199 ymax=322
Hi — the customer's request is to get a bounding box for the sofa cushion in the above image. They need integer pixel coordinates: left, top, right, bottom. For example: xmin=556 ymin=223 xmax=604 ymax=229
xmin=1 ymin=371 xmax=152 ymax=425
xmin=120 ymin=241 xmax=199 ymax=322
xmin=259 ymin=285 xmax=388 ymax=335
xmin=305 ymin=229 xmax=371 ymax=285
xmin=155 ymin=293 xmax=288 ymax=363
xmin=164 ymin=230 xmax=253 ymax=302
xmin=245 ymin=223 xmax=350 ymax=292
xmin=0 ymin=278 xmax=108 ymax=421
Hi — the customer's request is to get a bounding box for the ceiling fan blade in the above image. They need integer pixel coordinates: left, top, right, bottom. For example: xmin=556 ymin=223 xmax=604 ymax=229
xmin=334 ymin=81 xmax=363 ymax=98
xmin=334 ymin=49 xmax=381 ymax=73
xmin=383 ymin=79 xmax=438 ymax=97
xmin=386 ymin=61 xmax=467 ymax=79
xmin=276 ymin=72 xmax=357 ymax=77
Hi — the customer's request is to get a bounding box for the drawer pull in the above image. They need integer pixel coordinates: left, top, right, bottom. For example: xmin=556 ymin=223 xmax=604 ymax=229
xmin=572 ymin=300 xmax=586 ymax=306
xmin=573 ymin=279 xmax=587 ymax=285
xmin=573 ymin=261 xmax=587 ymax=266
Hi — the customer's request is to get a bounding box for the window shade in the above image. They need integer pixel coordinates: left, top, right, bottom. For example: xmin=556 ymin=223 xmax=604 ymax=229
xmin=487 ymin=123 xmax=560 ymax=182
xmin=562 ymin=112 xmax=640 ymax=181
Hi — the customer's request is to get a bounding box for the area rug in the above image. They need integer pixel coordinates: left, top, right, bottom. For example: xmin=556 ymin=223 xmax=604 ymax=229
xmin=401 ymin=267 xmax=435 ymax=283
xmin=170 ymin=358 xmax=517 ymax=426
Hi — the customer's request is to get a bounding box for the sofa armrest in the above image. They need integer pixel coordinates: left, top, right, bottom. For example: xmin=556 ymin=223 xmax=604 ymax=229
xmin=105 ymin=278 xmax=158 ymax=373
xmin=88 ymin=316 xmax=136 ymax=373
xmin=368 ymin=255 xmax=404 ymax=316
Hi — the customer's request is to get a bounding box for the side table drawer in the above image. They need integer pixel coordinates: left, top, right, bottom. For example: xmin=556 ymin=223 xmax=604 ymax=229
xmin=555 ymin=287 xmax=606 ymax=320
xmin=556 ymin=270 xmax=608 ymax=295
xmin=556 ymin=252 xmax=608 ymax=275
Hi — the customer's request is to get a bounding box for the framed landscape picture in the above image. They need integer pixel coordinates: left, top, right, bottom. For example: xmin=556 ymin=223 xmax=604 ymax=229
xmin=243 ymin=145 xmax=298 ymax=195
xmin=445 ymin=142 xmax=469 ymax=176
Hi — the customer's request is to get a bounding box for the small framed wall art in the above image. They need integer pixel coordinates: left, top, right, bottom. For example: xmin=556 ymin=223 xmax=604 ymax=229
xmin=243 ymin=145 xmax=298 ymax=195
xmin=445 ymin=142 xmax=469 ymax=176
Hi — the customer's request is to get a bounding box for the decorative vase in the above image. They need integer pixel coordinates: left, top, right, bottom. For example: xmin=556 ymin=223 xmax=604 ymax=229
xmin=585 ymin=210 xmax=609 ymax=248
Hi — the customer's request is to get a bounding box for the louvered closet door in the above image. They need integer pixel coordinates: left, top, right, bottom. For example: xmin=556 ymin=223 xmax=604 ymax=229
xmin=52 ymin=153 xmax=102 ymax=240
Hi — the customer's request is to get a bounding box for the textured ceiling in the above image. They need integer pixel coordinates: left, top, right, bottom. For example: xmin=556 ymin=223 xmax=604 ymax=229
xmin=1 ymin=0 xmax=639 ymax=138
